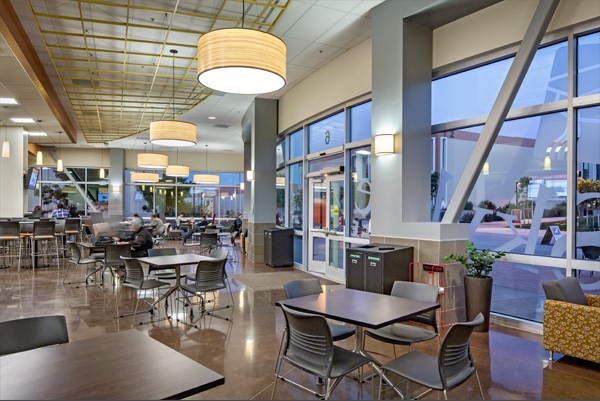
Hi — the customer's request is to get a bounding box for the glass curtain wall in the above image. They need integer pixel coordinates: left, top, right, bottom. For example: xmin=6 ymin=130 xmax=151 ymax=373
xmin=431 ymin=30 xmax=600 ymax=322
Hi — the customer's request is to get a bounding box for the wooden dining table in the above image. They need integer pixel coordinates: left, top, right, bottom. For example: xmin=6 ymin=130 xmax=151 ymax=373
xmin=0 ymin=329 xmax=224 ymax=400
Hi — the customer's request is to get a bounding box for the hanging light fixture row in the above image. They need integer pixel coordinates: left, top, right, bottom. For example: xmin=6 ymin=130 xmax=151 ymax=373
xmin=196 ymin=0 xmax=286 ymax=94
xmin=193 ymin=145 xmax=220 ymax=184
xmin=149 ymin=49 xmax=197 ymax=147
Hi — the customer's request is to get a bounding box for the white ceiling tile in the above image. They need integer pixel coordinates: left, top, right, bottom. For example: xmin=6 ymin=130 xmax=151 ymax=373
xmin=289 ymin=42 xmax=344 ymax=69
xmin=270 ymin=1 xmax=312 ymax=37
xmin=314 ymin=13 xmax=371 ymax=49
xmin=283 ymin=6 xmax=346 ymax=42
xmin=313 ymin=1 xmax=362 ymax=13
xmin=281 ymin=37 xmax=312 ymax=61
xmin=349 ymin=0 xmax=386 ymax=16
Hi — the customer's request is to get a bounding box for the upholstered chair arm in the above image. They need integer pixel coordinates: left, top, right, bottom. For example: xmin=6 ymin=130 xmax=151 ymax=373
xmin=586 ymin=294 xmax=600 ymax=307
xmin=543 ymin=300 xmax=600 ymax=363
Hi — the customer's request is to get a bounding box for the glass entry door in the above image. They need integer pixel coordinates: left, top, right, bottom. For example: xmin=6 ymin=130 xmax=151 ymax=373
xmin=308 ymin=176 xmax=345 ymax=282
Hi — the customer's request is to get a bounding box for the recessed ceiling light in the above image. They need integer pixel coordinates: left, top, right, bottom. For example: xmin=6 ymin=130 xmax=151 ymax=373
xmin=0 ymin=98 xmax=18 ymax=105
xmin=208 ymin=116 xmax=216 ymax=120
xmin=25 ymin=131 xmax=47 ymax=136
xmin=11 ymin=118 xmax=35 ymax=123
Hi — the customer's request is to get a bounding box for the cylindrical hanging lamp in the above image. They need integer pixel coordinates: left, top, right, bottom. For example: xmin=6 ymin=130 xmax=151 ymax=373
xmin=57 ymin=159 xmax=64 ymax=172
xmin=197 ymin=28 xmax=286 ymax=95
xmin=138 ymin=152 xmax=168 ymax=169
xmin=36 ymin=150 xmax=43 ymax=165
xmin=150 ymin=120 xmax=197 ymax=147
xmin=166 ymin=164 xmax=190 ymax=177
xmin=131 ymin=172 xmax=159 ymax=183
xmin=193 ymin=174 xmax=220 ymax=184
xmin=2 ymin=140 xmax=10 ymax=158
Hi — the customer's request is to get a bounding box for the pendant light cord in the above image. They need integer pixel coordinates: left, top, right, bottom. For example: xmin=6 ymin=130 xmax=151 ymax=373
xmin=242 ymin=0 xmax=244 ymax=28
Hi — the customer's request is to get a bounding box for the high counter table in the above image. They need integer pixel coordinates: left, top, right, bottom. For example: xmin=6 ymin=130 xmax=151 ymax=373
xmin=0 ymin=329 xmax=224 ymax=400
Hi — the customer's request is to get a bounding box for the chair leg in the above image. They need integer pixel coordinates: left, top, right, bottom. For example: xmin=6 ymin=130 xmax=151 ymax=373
xmin=475 ymin=369 xmax=485 ymax=400
xmin=548 ymin=350 xmax=554 ymax=362
xmin=443 ymin=389 xmax=448 ymax=400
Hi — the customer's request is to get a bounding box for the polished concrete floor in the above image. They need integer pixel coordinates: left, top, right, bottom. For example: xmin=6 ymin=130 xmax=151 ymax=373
xmin=0 ymin=243 xmax=599 ymax=400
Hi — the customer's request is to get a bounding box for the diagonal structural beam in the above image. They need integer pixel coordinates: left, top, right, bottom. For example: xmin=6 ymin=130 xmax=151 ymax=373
xmin=442 ymin=0 xmax=560 ymax=223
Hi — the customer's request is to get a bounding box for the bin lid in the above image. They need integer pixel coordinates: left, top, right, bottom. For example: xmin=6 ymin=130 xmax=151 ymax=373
xmin=346 ymin=243 xmax=412 ymax=253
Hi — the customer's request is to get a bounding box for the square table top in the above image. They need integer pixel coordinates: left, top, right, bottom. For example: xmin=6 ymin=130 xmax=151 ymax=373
xmin=137 ymin=253 xmax=213 ymax=267
xmin=277 ymin=287 xmax=439 ymax=330
xmin=0 ymin=329 xmax=224 ymax=400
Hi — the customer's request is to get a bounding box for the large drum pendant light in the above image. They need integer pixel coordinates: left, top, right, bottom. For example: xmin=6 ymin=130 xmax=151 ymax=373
xmin=131 ymin=172 xmax=159 ymax=183
xmin=197 ymin=0 xmax=286 ymax=94
xmin=149 ymin=49 xmax=197 ymax=147
xmin=138 ymin=152 xmax=168 ymax=169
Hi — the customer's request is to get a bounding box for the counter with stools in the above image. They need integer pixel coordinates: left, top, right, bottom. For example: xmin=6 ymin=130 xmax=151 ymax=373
xmin=31 ymin=221 xmax=60 ymax=270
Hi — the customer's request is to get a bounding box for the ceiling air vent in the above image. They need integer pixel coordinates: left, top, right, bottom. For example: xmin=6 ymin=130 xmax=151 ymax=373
xmin=72 ymin=79 xmax=95 ymax=87
xmin=213 ymin=123 xmax=230 ymax=129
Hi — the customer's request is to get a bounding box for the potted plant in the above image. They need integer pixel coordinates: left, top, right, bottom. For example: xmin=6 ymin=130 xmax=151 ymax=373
xmin=445 ymin=241 xmax=506 ymax=332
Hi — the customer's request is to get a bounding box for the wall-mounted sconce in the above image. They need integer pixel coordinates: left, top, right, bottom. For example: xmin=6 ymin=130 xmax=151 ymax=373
xmin=246 ymin=170 xmax=255 ymax=181
xmin=543 ymin=155 xmax=551 ymax=170
xmin=240 ymin=182 xmax=245 ymax=191
xmin=483 ymin=162 xmax=490 ymax=175
xmin=373 ymin=134 xmax=396 ymax=156
xmin=111 ymin=184 xmax=121 ymax=193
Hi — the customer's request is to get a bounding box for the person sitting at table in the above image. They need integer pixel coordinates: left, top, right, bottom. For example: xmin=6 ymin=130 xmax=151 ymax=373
xmin=51 ymin=203 xmax=70 ymax=219
xmin=149 ymin=214 xmax=166 ymax=237
xmin=182 ymin=216 xmax=209 ymax=244
xmin=131 ymin=213 xmax=144 ymax=226
xmin=175 ymin=213 xmax=185 ymax=229
xmin=233 ymin=213 xmax=243 ymax=232
xmin=25 ymin=205 xmax=44 ymax=219
xmin=128 ymin=220 xmax=153 ymax=257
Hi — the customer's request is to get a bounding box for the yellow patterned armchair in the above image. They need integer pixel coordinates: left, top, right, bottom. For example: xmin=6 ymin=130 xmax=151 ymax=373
xmin=542 ymin=277 xmax=600 ymax=363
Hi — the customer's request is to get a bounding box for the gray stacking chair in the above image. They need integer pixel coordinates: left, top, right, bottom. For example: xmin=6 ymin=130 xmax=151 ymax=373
xmin=0 ymin=221 xmax=23 ymax=271
xmin=147 ymin=248 xmax=178 ymax=280
xmin=116 ymin=257 xmax=171 ymax=325
xmin=179 ymin=257 xmax=233 ymax=323
xmin=185 ymin=249 xmax=229 ymax=282
xmin=378 ymin=313 xmax=485 ymax=400
xmin=63 ymin=242 xmax=102 ymax=286
xmin=364 ymin=281 xmax=440 ymax=357
xmin=0 ymin=315 xmax=69 ymax=356
xmin=271 ymin=305 xmax=371 ymax=400
xmin=284 ymin=278 xmax=355 ymax=341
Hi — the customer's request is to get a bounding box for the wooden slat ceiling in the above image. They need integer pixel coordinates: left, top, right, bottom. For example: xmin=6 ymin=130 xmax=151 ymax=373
xmin=27 ymin=0 xmax=290 ymax=143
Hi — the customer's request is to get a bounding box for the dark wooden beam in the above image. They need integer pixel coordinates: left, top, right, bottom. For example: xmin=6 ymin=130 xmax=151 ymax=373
xmin=0 ymin=1 xmax=78 ymax=143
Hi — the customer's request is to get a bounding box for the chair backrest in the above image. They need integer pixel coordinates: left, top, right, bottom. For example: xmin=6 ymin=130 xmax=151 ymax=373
xmin=581 ymin=246 xmax=600 ymax=260
xmin=390 ymin=281 xmax=440 ymax=331
xmin=206 ymin=224 xmax=217 ymax=230
xmin=437 ymin=313 xmax=483 ymax=390
xmin=90 ymin=212 xmax=105 ymax=224
xmin=284 ymin=278 xmax=323 ymax=299
xmin=0 ymin=315 xmax=69 ymax=356
xmin=193 ymin=258 xmax=227 ymax=290
xmin=542 ymin=276 xmax=588 ymax=305
xmin=121 ymin=257 xmax=144 ymax=285
xmin=33 ymin=221 xmax=56 ymax=237
xmin=104 ymin=243 xmax=131 ymax=267
xmin=147 ymin=248 xmax=177 ymax=257
xmin=280 ymin=304 xmax=335 ymax=376
xmin=0 ymin=221 xmax=20 ymax=238
xmin=64 ymin=218 xmax=81 ymax=233
xmin=67 ymin=242 xmax=82 ymax=262
xmin=209 ymin=248 xmax=229 ymax=260
xmin=92 ymin=222 xmax=111 ymax=238
xmin=201 ymin=232 xmax=219 ymax=246
xmin=55 ymin=219 xmax=66 ymax=234
xmin=19 ymin=221 xmax=34 ymax=235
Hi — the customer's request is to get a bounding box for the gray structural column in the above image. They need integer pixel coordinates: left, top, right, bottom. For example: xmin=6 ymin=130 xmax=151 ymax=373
xmin=371 ymin=0 xmax=435 ymax=234
xmin=242 ymin=98 xmax=278 ymax=263
xmin=0 ymin=127 xmax=25 ymax=217
xmin=108 ymin=148 xmax=124 ymax=219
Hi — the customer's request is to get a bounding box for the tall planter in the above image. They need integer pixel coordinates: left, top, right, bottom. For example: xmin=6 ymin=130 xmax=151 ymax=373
xmin=464 ymin=275 xmax=493 ymax=332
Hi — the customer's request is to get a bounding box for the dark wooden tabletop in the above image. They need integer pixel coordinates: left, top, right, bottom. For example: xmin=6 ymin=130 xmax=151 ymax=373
xmin=277 ymin=288 xmax=439 ymax=329
xmin=0 ymin=329 xmax=224 ymax=400
xmin=137 ymin=253 xmax=213 ymax=267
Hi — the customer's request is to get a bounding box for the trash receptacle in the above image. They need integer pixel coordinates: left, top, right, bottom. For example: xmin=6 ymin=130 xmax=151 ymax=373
xmin=346 ymin=244 xmax=413 ymax=294
xmin=264 ymin=228 xmax=294 ymax=267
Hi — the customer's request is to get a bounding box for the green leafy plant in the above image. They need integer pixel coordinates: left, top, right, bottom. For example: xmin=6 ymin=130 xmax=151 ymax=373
xmin=444 ymin=241 xmax=506 ymax=278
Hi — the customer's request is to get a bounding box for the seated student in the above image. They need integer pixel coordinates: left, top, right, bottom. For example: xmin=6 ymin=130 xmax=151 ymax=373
xmin=175 ymin=213 xmax=186 ymax=229
xmin=51 ymin=203 xmax=70 ymax=219
xmin=26 ymin=205 xmax=44 ymax=219
xmin=127 ymin=220 xmax=153 ymax=257
xmin=233 ymin=213 xmax=243 ymax=232
xmin=130 ymin=213 xmax=144 ymax=226
xmin=149 ymin=214 xmax=165 ymax=237
xmin=182 ymin=216 xmax=208 ymax=244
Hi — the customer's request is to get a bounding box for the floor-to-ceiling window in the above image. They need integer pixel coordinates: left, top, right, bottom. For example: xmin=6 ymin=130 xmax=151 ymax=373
xmin=431 ymin=30 xmax=600 ymax=322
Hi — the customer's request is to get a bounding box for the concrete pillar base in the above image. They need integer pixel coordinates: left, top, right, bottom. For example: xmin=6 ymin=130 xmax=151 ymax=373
xmin=246 ymin=221 xmax=276 ymax=264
